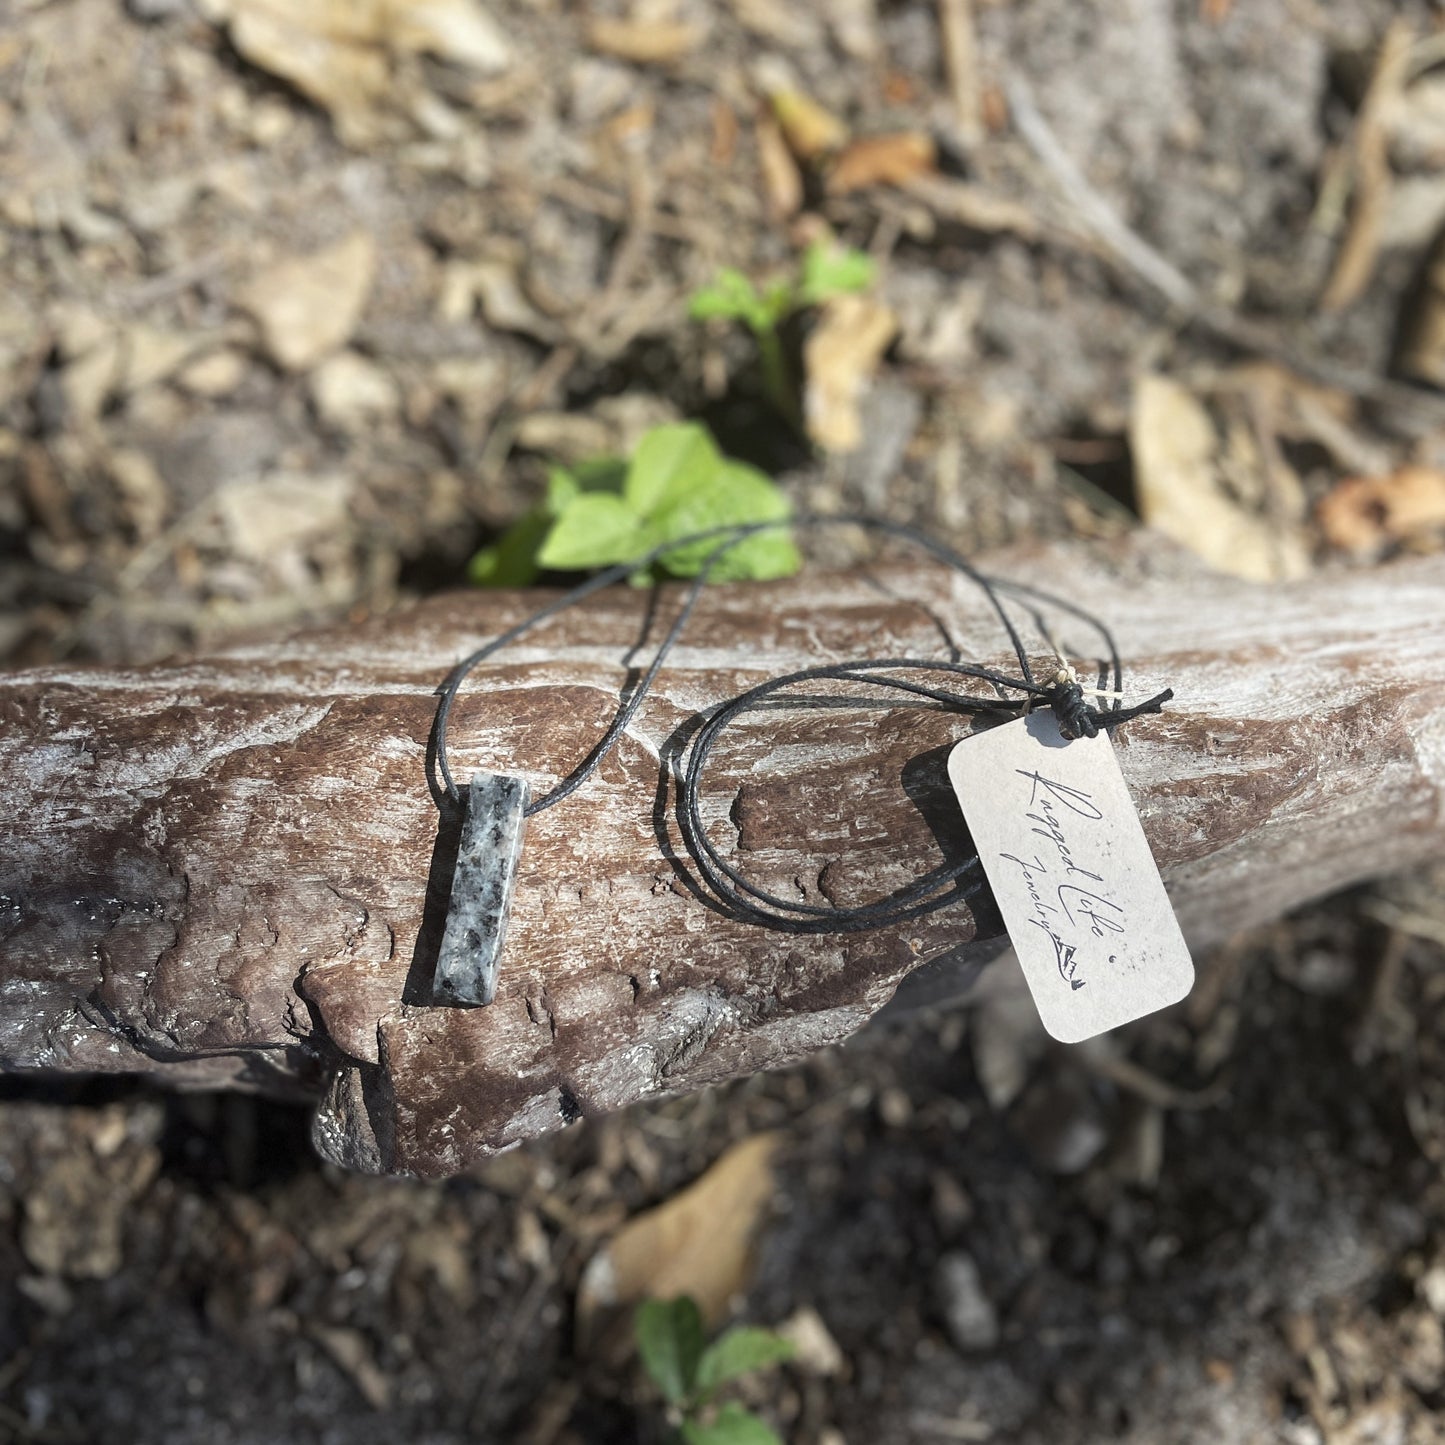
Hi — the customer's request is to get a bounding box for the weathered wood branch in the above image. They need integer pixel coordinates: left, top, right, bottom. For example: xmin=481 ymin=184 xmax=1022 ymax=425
xmin=2 ymin=537 xmax=1443 ymax=1177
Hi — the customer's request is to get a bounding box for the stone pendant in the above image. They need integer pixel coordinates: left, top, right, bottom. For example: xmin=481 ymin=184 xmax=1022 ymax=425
xmin=434 ymin=772 xmax=530 ymax=1006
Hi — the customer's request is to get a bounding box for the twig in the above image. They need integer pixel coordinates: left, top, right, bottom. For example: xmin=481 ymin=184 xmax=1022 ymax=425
xmin=938 ymin=0 xmax=983 ymax=146
xmin=902 ymin=173 xmax=1040 ymax=239
xmin=1364 ymin=899 xmax=1445 ymax=949
xmin=1005 ymin=70 xmax=1445 ymax=423
xmin=576 ymin=137 xmax=658 ymax=355
xmin=1320 ymin=20 xmax=1414 ymax=313
xmin=1074 ymin=1042 xmax=1230 ymax=1112
xmin=1004 ymin=73 xmax=1197 ymax=311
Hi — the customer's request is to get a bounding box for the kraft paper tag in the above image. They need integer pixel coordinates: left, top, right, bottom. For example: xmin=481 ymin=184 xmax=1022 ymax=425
xmin=947 ymin=712 xmax=1193 ymax=1044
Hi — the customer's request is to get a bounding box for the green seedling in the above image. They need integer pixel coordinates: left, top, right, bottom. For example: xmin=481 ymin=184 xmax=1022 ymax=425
xmin=468 ymin=421 xmax=800 ymax=588
xmin=689 ymin=240 xmax=875 ymax=424
xmin=635 ymin=1296 xmax=797 ymax=1445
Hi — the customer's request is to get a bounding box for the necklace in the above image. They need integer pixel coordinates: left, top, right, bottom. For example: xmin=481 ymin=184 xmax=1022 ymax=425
xmin=427 ymin=516 xmax=1173 ymax=1006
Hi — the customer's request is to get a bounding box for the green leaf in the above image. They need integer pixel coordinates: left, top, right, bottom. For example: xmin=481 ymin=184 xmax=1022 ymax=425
xmin=681 ymin=1403 xmax=784 ymax=1445
xmin=652 ymin=459 xmax=798 ymax=582
xmin=696 ymin=1328 xmax=797 ymax=1397
xmin=536 ymin=493 xmax=649 ymax=570
xmin=635 ymin=1298 xmax=706 ymax=1407
xmin=798 ymin=242 xmax=874 ymax=305
xmin=570 ymin=456 xmax=628 ymax=493
xmin=689 ymin=269 xmax=791 ymax=336
xmin=758 ymin=280 xmax=795 ymax=329
xmin=689 ymin=270 xmax=764 ymax=326
xmin=624 ymin=422 xmax=721 ymax=517
xmin=543 ymin=466 xmax=580 ymax=515
xmin=468 ymin=507 xmax=548 ymax=588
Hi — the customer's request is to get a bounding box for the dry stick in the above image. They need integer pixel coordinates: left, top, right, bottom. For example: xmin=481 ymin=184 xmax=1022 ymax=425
xmin=938 ymin=0 xmax=984 ymax=146
xmin=901 ymin=173 xmax=1041 ymax=239
xmin=1320 ymin=19 xmax=1414 ymax=314
xmin=1003 ymin=72 xmax=1445 ymax=425
xmin=5 ymin=544 xmax=1445 ymax=1176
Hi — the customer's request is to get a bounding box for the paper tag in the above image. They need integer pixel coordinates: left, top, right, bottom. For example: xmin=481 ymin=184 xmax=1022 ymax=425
xmin=947 ymin=712 xmax=1193 ymax=1044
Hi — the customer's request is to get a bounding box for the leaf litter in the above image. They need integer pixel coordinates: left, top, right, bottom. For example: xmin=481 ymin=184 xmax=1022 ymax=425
xmin=4 ymin=0 xmax=1445 ymax=1441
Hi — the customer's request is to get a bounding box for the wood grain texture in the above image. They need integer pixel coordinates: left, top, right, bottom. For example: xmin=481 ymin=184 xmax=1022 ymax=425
xmin=3 ymin=536 xmax=1444 ymax=1177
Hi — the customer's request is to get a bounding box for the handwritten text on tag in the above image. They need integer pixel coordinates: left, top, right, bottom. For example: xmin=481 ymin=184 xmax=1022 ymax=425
xmin=947 ymin=712 xmax=1194 ymax=1044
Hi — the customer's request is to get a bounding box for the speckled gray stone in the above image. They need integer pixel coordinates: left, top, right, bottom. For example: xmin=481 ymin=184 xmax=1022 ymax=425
xmin=435 ymin=772 xmax=530 ymax=1007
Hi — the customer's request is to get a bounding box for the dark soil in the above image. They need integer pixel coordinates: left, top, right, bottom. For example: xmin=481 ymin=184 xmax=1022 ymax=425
xmin=4 ymin=0 xmax=1445 ymax=1441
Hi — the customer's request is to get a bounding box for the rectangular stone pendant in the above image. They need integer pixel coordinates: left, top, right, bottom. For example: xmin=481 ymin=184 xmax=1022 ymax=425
xmin=434 ymin=771 xmax=530 ymax=1007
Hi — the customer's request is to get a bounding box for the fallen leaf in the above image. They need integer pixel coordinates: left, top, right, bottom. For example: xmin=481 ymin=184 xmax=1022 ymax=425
xmin=217 ymin=473 xmax=355 ymax=562
xmin=122 ymin=325 xmax=206 ymax=394
xmin=756 ymin=111 xmax=803 ymax=220
xmin=710 ymin=97 xmax=740 ymax=168
xmin=60 ymin=337 xmax=123 ymax=423
xmin=1318 ymin=466 xmax=1445 ymax=553
xmin=311 ymin=351 xmax=400 ymax=431
xmin=107 ymin=449 xmax=169 ymax=541
xmin=827 ymin=132 xmax=936 ymax=194
xmin=576 ymin=1133 xmax=779 ymax=1347
xmin=21 ymin=1107 xmax=162 ymax=1280
xmin=311 ymin=1325 xmax=391 ymax=1411
xmin=729 ymin=0 xmax=821 ymax=49
xmin=1387 ymin=71 xmax=1445 ymax=170
xmin=804 ymin=295 xmax=898 ymax=454
xmin=777 ymin=1307 xmax=847 ymax=1377
xmin=1129 ymin=373 xmax=1309 ymax=581
xmin=386 ymin=0 xmax=513 ymax=70
xmin=208 ymin=0 xmax=512 ymax=147
xmin=827 ymin=0 xmax=876 ymax=58
xmin=177 ymin=348 xmax=249 ymax=398
xmin=437 ymin=258 xmax=563 ymax=343
xmin=239 ymin=232 xmax=377 ymax=371
xmin=769 ymin=88 xmax=848 ymax=162
xmin=587 ymin=17 xmax=704 ymax=64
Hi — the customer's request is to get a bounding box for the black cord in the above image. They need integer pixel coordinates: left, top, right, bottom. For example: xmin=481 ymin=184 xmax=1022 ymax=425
xmin=430 ymin=516 xmax=1173 ymax=932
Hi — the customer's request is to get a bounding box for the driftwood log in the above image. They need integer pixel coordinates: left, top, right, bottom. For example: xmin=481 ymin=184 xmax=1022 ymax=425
xmin=2 ymin=536 xmax=1444 ymax=1177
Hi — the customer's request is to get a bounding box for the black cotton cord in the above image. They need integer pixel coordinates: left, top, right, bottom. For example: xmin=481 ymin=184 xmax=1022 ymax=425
xmin=429 ymin=516 xmax=1174 ymax=932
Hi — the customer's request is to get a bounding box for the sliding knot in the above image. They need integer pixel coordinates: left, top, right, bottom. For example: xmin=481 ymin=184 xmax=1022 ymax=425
xmin=1044 ymin=675 xmax=1098 ymax=740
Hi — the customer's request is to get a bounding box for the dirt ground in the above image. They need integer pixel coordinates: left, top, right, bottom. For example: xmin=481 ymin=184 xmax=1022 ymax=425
xmin=5 ymin=0 xmax=1445 ymax=1440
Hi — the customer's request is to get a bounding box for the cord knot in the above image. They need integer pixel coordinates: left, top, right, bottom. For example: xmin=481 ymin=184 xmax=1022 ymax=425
xmin=1044 ymin=675 xmax=1098 ymax=740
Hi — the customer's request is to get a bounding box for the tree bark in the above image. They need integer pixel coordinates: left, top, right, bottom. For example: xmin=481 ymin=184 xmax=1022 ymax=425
xmin=2 ymin=537 xmax=1443 ymax=1177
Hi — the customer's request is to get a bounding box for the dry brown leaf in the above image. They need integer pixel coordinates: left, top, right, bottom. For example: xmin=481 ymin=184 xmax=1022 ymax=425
xmin=209 ymin=0 xmax=512 ymax=147
xmin=729 ymin=0 xmax=822 ymax=49
xmin=770 ymin=88 xmax=848 ymax=162
xmin=827 ymin=132 xmax=937 ymax=194
xmin=1130 ymin=373 xmax=1309 ymax=582
xmin=710 ymin=97 xmax=740 ymax=168
xmin=1388 ymin=72 xmax=1445 ymax=170
xmin=804 ymin=295 xmax=899 ymax=454
xmin=310 ymin=1325 xmax=391 ymax=1411
xmin=1318 ymin=466 xmax=1445 ymax=553
xmin=575 ymin=1133 xmax=779 ymax=1345
xmin=587 ymin=17 xmax=704 ymax=64
xmin=238 ymin=233 xmax=377 ymax=371
xmin=756 ymin=111 xmax=803 ymax=220
xmin=828 ymin=0 xmax=878 ymax=61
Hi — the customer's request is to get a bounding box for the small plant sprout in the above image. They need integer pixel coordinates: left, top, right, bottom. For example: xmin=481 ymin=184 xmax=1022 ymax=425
xmin=634 ymin=1296 xmax=797 ymax=1445
xmin=688 ymin=240 xmax=875 ymax=424
xmin=468 ymin=421 xmax=801 ymax=589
